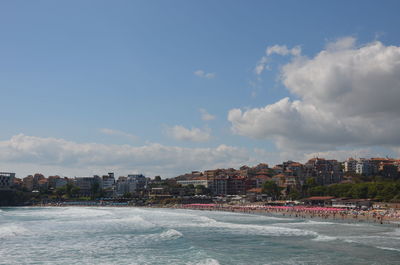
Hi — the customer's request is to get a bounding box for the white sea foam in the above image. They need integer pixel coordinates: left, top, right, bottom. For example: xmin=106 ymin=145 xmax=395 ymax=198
xmin=59 ymin=207 xmax=113 ymax=218
xmin=187 ymin=258 xmax=220 ymax=265
xmin=0 ymin=224 xmax=30 ymax=238
xmin=133 ymin=229 xmax=183 ymax=243
xmin=156 ymin=212 xmax=317 ymax=237
xmin=159 ymin=229 xmax=183 ymax=239
xmin=278 ymin=220 xmax=336 ymax=226
xmin=376 ymin=246 xmax=400 ymax=252
xmin=312 ymin=234 xmax=338 ymax=242
xmin=193 ymin=219 xmax=317 ymax=237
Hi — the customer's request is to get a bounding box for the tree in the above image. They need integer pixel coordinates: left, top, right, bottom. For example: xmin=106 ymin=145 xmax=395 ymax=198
xmin=262 ymin=181 xmax=281 ymax=200
xmin=154 ymin=176 xmax=162 ymax=182
xmin=54 ymin=186 xmax=66 ymax=199
xmin=195 ymin=185 xmax=211 ymax=195
xmin=91 ymin=182 xmax=100 ymax=199
xmin=64 ymin=183 xmax=80 ymax=198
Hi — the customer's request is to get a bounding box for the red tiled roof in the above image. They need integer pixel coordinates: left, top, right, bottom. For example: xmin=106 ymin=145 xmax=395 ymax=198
xmin=305 ymin=196 xmax=335 ymax=201
xmin=247 ymin=188 xmax=262 ymax=193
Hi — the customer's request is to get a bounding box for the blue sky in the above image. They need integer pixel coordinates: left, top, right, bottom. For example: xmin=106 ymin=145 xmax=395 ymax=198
xmin=1 ymin=1 xmax=400 ymax=177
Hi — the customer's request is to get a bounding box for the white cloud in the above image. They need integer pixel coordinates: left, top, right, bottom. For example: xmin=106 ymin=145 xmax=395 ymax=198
xmin=325 ymin=36 xmax=356 ymax=51
xmin=199 ymin=108 xmax=216 ymax=121
xmin=266 ymin=45 xmax=301 ymax=56
xmin=254 ymin=45 xmax=301 ymax=75
xmin=0 ymin=134 xmax=266 ymax=178
xmin=166 ymin=125 xmax=212 ymax=142
xmin=230 ymin=38 xmax=400 ymax=154
xmin=100 ymin=128 xmax=138 ymax=141
xmin=254 ymin=56 xmax=268 ymax=75
xmin=194 ymin=70 xmax=215 ymax=79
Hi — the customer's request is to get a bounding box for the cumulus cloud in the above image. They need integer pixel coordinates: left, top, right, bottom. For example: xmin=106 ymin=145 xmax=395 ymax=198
xmin=266 ymin=45 xmax=301 ymax=56
xmin=0 ymin=134 xmax=265 ymax=178
xmin=166 ymin=125 xmax=211 ymax=142
xmin=254 ymin=44 xmax=301 ymax=75
xmin=230 ymin=38 xmax=400 ymax=154
xmin=100 ymin=128 xmax=138 ymax=141
xmin=199 ymin=108 xmax=216 ymax=121
xmin=325 ymin=36 xmax=356 ymax=51
xmin=194 ymin=70 xmax=215 ymax=79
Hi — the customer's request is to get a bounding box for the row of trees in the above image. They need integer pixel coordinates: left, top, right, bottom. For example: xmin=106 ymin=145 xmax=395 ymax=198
xmin=261 ymin=178 xmax=400 ymax=202
xmin=307 ymin=181 xmax=400 ymax=202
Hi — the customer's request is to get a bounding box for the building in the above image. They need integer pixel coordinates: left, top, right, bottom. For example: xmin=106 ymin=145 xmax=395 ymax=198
xmin=74 ymin=176 xmax=101 ymax=196
xmin=101 ymin=173 xmax=115 ymax=190
xmin=115 ymin=174 xmax=147 ymax=196
xmin=304 ymin=158 xmax=342 ymax=185
xmin=227 ymin=177 xmax=246 ymax=195
xmin=116 ymin=176 xmax=128 ymax=196
xmin=23 ymin=175 xmax=34 ymax=191
xmin=0 ymin=172 xmax=15 ymax=190
xmin=344 ymin=158 xmax=357 ymax=173
xmin=208 ymin=177 xmax=228 ymax=195
xmin=127 ymin=174 xmax=147 ymax=193
xmin=177 ymin=177 xmax=210 ymax=188
xmin=356 ymin=159 xmax=373 ymax=176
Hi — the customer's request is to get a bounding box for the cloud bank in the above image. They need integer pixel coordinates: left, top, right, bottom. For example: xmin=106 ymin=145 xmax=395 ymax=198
xmin=0 ymin=134 xmax=267 ymax=178
xmin=231 ymin=38 xmax=400 ymax=154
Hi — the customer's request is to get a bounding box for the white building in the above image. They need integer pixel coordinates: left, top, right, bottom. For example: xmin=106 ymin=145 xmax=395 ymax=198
xmin=356 ymin=159 xmax=372 ymax=176
xmin=344 ymin=158 xmax=357 ymax=173
xmin=177 ymin=178 xmax=210 ymax=187
xmin=116 ymin=174 xmax=147 ymax=196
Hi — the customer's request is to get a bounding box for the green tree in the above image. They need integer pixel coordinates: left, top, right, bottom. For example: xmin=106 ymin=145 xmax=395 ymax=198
xmin=154 ymin=176 xmax=162 ymax=181
xmin=262 ymin=181 xmax=281 ymax=200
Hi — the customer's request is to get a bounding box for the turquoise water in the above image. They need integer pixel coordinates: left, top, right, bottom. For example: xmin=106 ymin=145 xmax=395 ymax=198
xmin=0 ymin=207 xmax=399 ymax=265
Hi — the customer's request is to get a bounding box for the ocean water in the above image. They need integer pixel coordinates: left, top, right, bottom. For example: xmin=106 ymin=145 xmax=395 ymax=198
xmin=0 ymin=207 xmax=399 ymax=265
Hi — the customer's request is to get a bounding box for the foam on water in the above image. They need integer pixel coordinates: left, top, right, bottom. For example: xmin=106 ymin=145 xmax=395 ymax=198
xmin=159 ymin=229 xmax=183 ymax=239
xmin=0 ymin=224 xmax=30 ymax=238
xmin=312 ymin=234 xmax=338 ymax=242
xmin=186 ymin=258 xmax=220 ymax=265
xmin=129 ymin=229 xmax=183 ymax=244
xmin=376 ymin=246 xmax=400 ymax=252
xmin=195 ymin=218 xmax=318 ymax=237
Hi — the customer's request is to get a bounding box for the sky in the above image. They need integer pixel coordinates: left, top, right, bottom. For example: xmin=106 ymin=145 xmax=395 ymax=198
xmin=1 ymin=0 xmax=400 ymax=178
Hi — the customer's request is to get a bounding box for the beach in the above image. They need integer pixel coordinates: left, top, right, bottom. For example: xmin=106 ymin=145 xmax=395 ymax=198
xmin=174 ymin=204 xmax=400 ymax=226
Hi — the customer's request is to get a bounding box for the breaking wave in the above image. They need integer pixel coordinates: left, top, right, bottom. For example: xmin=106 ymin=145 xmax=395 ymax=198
xmin=184 ymin=217 xmax=317 ymax=237
xmin=0 ymin=224 xmax=30 ymax=238
xmin=159 ymin=229 xmax=183 ymax=239
xmin=187 ymin=258 xmax=220 ymax=265
xmin=376 ymin=246 xmax=400 ymax=252
xmin=312 ymin=234 xmax=338 ymax=242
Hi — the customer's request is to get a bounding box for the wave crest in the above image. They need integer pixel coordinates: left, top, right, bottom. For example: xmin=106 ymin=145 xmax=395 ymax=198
xmin=0 ymin=224 xmax=30 ymax=238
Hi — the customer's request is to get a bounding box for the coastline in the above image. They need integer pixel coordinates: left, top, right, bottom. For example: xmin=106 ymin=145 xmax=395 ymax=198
xmin=171 ymin=204 xmax=400 ymax=227
xmin=22 ymin=202 xmax=400 ymax=227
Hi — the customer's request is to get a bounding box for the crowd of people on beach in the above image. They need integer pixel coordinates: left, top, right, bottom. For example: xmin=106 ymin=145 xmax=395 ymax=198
xmin=178 ymin=203 xmax=400 ymax=225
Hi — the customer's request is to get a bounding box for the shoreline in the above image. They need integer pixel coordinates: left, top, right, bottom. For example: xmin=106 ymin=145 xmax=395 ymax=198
xmin=172 ymin=204 xmax=400 ymax=227
xmin=11 ymin=202 xmax=400 ymax=227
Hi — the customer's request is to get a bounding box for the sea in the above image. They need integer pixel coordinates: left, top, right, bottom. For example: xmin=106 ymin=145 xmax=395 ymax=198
xmin=0 ymin=207 xmax=399 ymax=265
